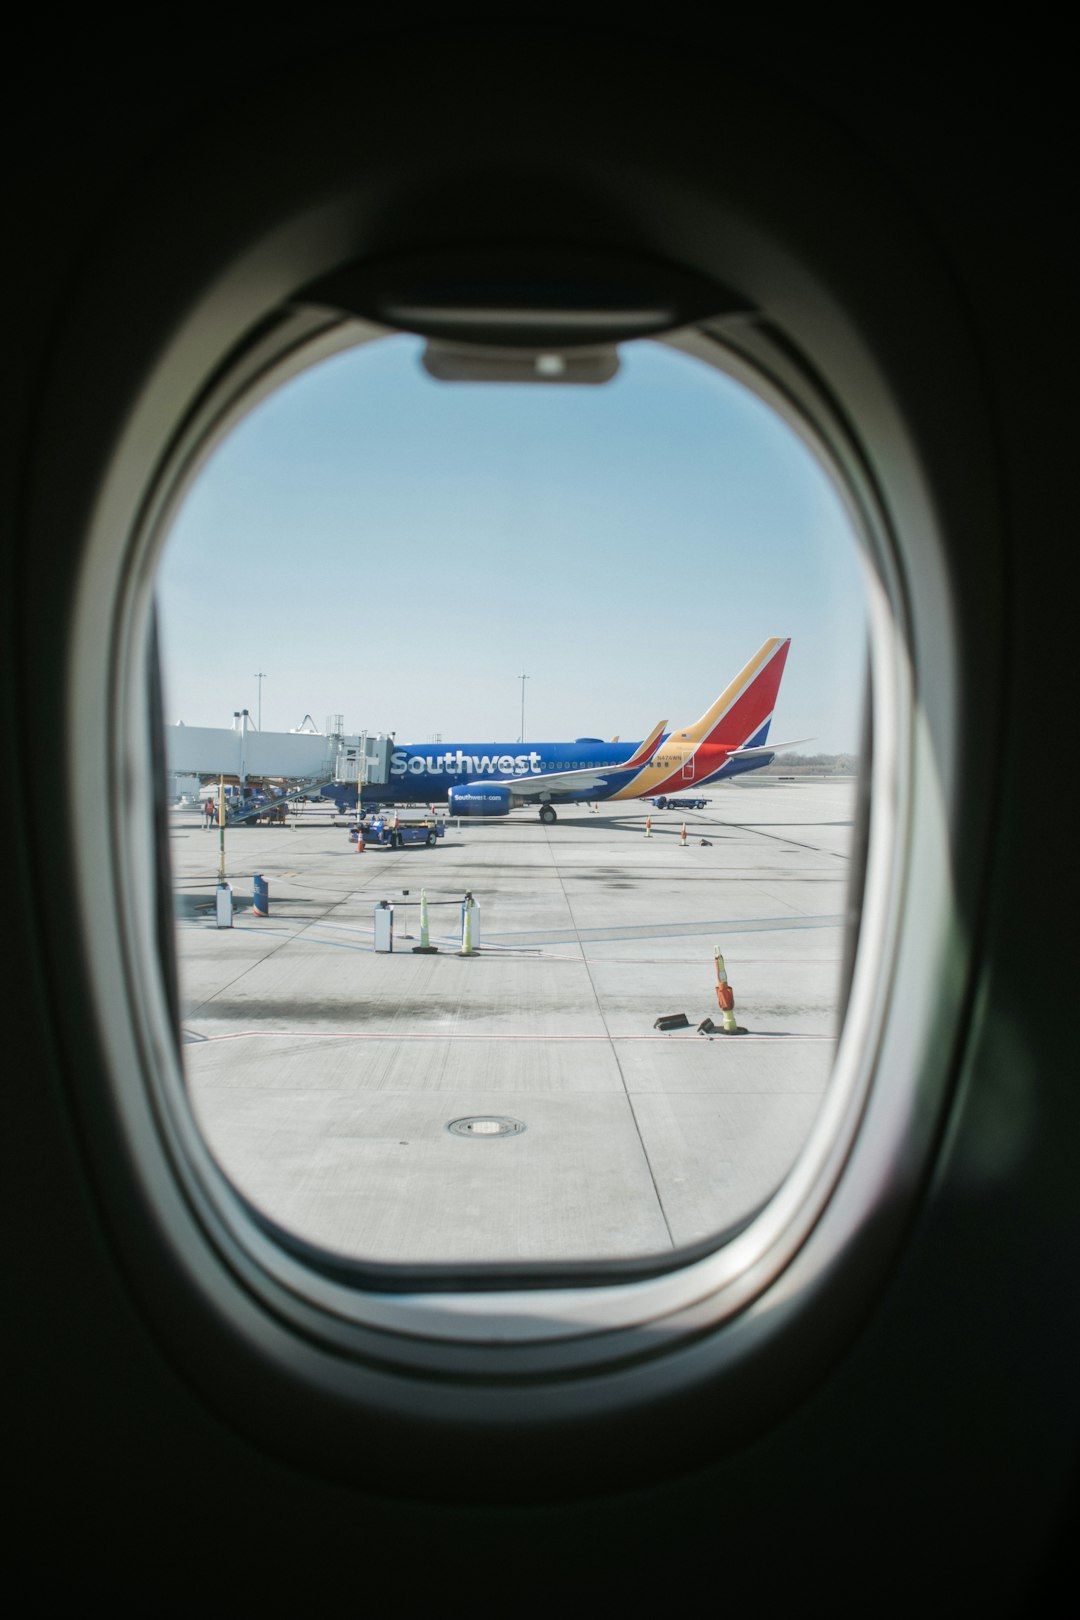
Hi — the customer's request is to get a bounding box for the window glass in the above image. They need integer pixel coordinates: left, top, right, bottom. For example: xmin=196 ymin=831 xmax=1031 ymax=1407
xmin=157 ymin=333 xmax=867 ymax=1267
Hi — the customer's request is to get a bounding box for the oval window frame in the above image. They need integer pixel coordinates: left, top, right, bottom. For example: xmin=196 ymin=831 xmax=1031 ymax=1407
xmin=52 ymin=103 xmax=989 ymax=1494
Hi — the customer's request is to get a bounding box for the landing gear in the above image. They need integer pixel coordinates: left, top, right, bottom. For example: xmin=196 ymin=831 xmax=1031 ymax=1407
xmin=539 ymin=804 xmax=557 ymax=825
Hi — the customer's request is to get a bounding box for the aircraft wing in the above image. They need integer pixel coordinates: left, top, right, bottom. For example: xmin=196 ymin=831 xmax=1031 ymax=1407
xmin=481 ymin=726 xmax=669 ymax=803
xmin=497 ymin=764 xmax=640 ymax=801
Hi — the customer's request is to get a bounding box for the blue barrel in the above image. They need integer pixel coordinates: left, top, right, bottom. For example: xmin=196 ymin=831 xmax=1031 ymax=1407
xmin=253 ymin=874 xmax=269 ymax=916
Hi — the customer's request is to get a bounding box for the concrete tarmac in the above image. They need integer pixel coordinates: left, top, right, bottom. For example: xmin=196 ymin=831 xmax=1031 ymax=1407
xmin=172 ymin=782 xmax=856 ymax=1265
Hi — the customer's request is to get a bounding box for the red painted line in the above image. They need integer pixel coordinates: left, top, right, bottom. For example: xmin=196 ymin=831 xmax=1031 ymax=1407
xmin=187 ymin=1029 xmax=835 ymax=1045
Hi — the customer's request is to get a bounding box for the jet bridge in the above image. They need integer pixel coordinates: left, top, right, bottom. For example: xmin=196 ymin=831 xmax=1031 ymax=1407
xmin=166 ymin=718 xmax=392 ymax=789
xmin=331 ymin=732 xmax=391 ymax=787
xmin=220 ymin=732 xmax=393 ymax=823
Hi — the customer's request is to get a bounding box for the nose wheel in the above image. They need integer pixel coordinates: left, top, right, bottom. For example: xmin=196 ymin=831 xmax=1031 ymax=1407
xmin=539 ymin=804 xmax=557 ymax=825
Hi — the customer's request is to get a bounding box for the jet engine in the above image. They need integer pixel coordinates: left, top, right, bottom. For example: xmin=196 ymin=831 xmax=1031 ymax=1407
xmin=447 ymin=784 xmax=513 ymax=817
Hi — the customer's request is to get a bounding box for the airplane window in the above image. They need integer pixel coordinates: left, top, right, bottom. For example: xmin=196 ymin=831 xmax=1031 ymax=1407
xmin=31 ymin=45 xmax=1051 ymax=1576
xmin=154 ymin=326 xmax=870 ymax=1276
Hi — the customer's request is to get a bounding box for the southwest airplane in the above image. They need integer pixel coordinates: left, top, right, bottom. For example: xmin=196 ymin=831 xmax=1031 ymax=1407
xmin=328 ymin=637 xmax=795 ymax=821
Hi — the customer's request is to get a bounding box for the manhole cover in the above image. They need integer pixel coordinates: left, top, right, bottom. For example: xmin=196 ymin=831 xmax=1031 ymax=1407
xmin=447 ymin=1116 xmax=526 ymax=1139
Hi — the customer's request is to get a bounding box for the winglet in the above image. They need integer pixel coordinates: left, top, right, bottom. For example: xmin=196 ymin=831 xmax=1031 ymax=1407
xmin=621 ymin=718 xmax=667 ymax=771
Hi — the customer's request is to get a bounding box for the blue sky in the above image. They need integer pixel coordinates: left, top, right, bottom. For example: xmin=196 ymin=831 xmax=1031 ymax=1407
xmin=156 ymin=334 xmax=867 ymax=753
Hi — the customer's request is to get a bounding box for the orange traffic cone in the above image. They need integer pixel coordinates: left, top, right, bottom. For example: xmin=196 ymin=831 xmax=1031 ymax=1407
xmin=680 ymin=823 xmax=687 ymax=846
xmin=645 ymin=816 xmax=652 ymax=838
xmin=355 ymin=822 xmax=365 ymax=852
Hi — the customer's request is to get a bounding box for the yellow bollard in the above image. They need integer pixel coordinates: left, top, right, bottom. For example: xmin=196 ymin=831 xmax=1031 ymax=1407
xmin=460 ymin=892 xmax=479 ymax=956
xmin=217 ymin=775 xmax=226 ymax=884
xmin=412 ymin=886 xmax=438 ymax=953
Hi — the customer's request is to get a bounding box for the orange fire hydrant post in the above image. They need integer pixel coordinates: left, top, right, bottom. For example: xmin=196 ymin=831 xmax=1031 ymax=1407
xmin=714 ymin=948 xmax=739 ymax=1034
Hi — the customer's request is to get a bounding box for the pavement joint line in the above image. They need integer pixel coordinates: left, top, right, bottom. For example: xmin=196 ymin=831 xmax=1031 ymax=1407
xmin=184 ymin=923 xmax=374 ymax=953
xmin=549 ymin=821 xmax=676 ymax=1248
xmin=465 ymin=915 xmax=845 ymax=943
xmin=181 ymin=916 xmax=845 ymax=947
xmin=177 ymin=915 xmax=841 ymax=966
xmin=183 ymin=895 xmax=363 ymax=1012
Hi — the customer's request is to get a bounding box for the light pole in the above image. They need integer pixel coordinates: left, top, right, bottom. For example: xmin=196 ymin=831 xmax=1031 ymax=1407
xmin=254 ymin=672 xmax=266 ymax=730
xmin=519 ymin=673 xmax=529 ymax=742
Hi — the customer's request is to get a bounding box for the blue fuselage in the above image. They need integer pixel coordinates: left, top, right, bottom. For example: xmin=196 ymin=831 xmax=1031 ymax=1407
xmin=326 ymin=740 xmax=632 ymax=811
xmin=322 ymin=733 xmax=771 ymax=813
